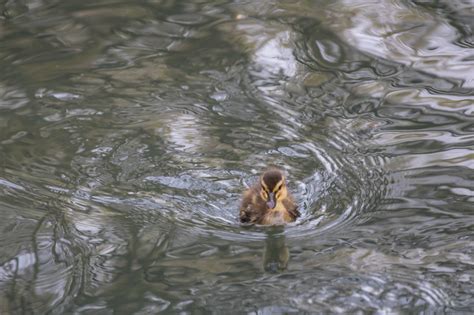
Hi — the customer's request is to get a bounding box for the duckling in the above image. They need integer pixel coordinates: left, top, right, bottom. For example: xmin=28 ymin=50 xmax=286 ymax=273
xmin=240 ymin=168 xmax=299 ymax=225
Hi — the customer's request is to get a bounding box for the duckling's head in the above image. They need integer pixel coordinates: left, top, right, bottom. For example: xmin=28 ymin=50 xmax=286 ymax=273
xmin=260 ymin=169 xmax=288 ymax=209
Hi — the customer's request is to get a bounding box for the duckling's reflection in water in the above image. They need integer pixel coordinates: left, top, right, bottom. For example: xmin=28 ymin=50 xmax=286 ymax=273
xmin=238 ymin=167 xmax=298 ymax=271
xmin=263 ymin=227 xmax=289 ymax=272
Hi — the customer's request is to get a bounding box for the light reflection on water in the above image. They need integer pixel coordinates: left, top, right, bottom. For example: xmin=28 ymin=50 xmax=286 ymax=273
xmin=0 ymin=0 xmax=473 ymax=313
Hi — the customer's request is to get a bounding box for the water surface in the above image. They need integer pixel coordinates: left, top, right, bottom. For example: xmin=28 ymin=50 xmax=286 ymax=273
xmin=0 ymin=0 xmax=473 ymax=313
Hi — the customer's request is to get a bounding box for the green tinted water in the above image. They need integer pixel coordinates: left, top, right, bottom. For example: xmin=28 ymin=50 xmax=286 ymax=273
xmin=0 ymin=0 xmax=473 ymax=313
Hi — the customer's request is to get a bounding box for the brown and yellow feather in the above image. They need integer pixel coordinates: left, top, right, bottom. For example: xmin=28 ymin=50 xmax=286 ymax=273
xmin=239 ymin=168 xmax=299 ymax=225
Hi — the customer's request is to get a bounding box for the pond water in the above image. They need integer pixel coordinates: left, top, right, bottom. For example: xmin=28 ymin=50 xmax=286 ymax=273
xmin=0 ymin=0 xmax=473 ymax=313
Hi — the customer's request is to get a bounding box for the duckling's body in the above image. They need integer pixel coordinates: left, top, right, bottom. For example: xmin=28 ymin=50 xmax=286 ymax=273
xmin=240 ymin=168 xmax=299 ymax=225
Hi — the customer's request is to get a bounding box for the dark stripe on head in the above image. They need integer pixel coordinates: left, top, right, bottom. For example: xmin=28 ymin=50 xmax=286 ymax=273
xmin=262 ymin=169 xmax=283 ymax=191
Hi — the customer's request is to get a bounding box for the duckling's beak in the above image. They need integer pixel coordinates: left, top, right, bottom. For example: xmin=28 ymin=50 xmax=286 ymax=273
xmin=267 ymin=192 xmax=276 ymax=209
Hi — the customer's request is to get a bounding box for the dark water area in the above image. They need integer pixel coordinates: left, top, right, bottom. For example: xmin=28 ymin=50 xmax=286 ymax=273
xmin=0 ymin=0 xmax=473 ymax=313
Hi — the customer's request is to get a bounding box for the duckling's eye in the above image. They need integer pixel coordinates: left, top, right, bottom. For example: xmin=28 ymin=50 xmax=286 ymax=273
xmin=274 ymin=183 xmax=282 ymax=193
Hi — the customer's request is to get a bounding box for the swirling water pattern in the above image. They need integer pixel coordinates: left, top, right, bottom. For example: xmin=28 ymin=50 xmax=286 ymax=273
xmin=0 ymin=0 xmax=473 ymax=313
